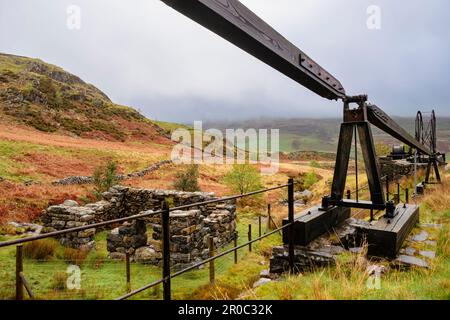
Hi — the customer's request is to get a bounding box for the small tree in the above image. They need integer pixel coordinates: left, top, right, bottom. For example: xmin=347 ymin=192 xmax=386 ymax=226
xmin=222 ymin=164 xmax=263 ymax=195
xmin=93 ymin=160 xmax=118 ymax=198
xmin=173 ymin=164 xmax=200 ymax=192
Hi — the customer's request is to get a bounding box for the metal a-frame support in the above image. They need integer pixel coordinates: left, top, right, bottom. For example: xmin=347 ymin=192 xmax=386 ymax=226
xmin=322 ymin=95 xmax=396 ymax=217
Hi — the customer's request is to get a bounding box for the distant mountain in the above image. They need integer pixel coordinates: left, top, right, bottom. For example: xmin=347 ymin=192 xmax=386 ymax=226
xmin=204 ymin=116 xmax=450 ymax=155
xmin=0 ymin=53 xmax=170 ymax=142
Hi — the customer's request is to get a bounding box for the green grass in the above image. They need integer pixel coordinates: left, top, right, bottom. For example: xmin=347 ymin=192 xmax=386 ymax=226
xmin=153 ymin=120 xmax=192 ymax=135
xmin=279 ymin=133 xmax=337 ymax=153
xmin=252 ymin=205 xmax=450 ymax=300
xmin=0 ymin=216 xmax=280 ymax=300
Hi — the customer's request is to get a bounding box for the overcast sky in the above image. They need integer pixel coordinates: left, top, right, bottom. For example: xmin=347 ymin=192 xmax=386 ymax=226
xmin=1 ymin=0 xmax=449 ymax=123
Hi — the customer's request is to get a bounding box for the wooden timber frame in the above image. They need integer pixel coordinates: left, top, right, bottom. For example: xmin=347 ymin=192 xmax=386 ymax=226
xmin=158 ymin=0 xmax=443 ymax=258
xmin=322 ymin=95 xmax=393 ymax=216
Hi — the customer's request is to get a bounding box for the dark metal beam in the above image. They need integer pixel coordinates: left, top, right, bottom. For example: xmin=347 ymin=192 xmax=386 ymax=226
xmin=367 ymin=104 xmax=432 ymax=156
xmin=161 ymin=0 xmax=346 ymax=100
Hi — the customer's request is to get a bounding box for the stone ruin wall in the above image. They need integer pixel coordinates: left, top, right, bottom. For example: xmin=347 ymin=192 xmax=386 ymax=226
xmin=41 ymin=186 xmax=237 ymax=266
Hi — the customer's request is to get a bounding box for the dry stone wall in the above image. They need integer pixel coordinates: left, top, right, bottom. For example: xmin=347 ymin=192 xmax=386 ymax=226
xmin=41 ymin=200 xmax=96 ymax=250
xmin=41 ymin=186 xmax=237 ymax=267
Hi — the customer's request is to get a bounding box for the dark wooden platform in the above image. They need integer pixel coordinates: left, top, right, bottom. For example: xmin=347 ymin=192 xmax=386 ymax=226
xmin=364 ymin=204 xmax=419 ymax=258
xmin=282 ymin=206 xmax=351 ymax=246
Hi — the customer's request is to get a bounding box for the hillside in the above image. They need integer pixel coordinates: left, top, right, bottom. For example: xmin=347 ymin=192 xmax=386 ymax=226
xmin=205 ymin=117 xmax=450 ymax=155
xmin=0 ymin=53 xmax=169 ymax=142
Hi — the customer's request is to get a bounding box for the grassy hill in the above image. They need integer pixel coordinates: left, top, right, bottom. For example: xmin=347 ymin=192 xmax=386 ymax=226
xmin=0 ymin=53 xmax=170 ymax=142
xmin=0 ymin=53 xmax=448 ymax=301
xmin=205 ymin=117 xmax=450 ymax=156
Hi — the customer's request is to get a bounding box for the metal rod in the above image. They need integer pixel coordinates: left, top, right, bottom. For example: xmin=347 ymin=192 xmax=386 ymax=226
xmin=161 ymin=201 xmax=171 ymax=301
xmin=405 ymin=187 xmax=409 ymax=204
xmin=16 ymin=245 xmax=23 ymax=300
xmin=116 ymin=278 xmax=165 ymax=300
xmin=0 ymin=183 xmax=291 ymax=248
xmin=233 ymin=235 xmax=238 ymax=264
xmin=414 ymin=150 xmax=418 ymax=197
xmin=120 ymin=221 xmax=297 ymax=299
xmin=258 ymin=216 xmax=262 ymax=237
xmin=386 ymin=176 xmax=390 ymax=201
xmin=354 ymin=125 xmax=359 ymax=202
xmin=125 ymin=252 xmax=131 ymax=293
xmin=288 ymin=178 xmax=295 ymax=273
xmin=170 ymin=222 xmax=295 ymax=280
xmin=248 ymin=224 xmax=252 ymax=252
xmin=397 ymin=182 xmax=401 ymax=204
xmin=208 ymin=236 xmax=215 ymax=284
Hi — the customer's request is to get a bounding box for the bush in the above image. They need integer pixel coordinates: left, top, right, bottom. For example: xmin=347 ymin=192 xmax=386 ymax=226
xmin=173 ymin=164 xmax=200 ymax=192
xmin=63 ymin=247 xmax=89 ymax=266
xmin=93 ymin=160 xmax=118 ymax=198
xmin=23 ymin=239 xmax=58 ymax=260
xmin=222 ymin=164 xmax=263 ymax=195
xmin=51 ymin=272 xmax=67 ymax=291
xmin=304 ymin=172 xmax=319 ymax=189
xmin=309 ymin=160 xmax=321 ymax=168
xmin=293 ymin=171 xmax=322 ymax=192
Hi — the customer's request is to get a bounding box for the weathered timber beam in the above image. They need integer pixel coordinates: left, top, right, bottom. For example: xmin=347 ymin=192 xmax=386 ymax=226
xmin=367 ymin=104 xmax=432 ymax=156
xmin=161 ymin=0 xmax=346 ymax=100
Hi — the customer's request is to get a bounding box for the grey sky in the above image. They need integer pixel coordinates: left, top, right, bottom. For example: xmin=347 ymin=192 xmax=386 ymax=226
xmin=1 ymin=0 xmax=449 ymax=123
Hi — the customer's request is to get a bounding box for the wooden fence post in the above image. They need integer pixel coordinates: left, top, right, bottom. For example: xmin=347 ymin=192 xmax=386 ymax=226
xmin=208 ymin=236 xmax=215 ymax=284
xmin=267 ymin=204 xmax=271 ymax=230
xmin=248 ymin=224 xmax=252 ymax=252
xmin=161 ymin=201 xmax=171 ymax=301
xmin=16 ymin=245 xmax=24 ymax=300
xmin=125 ymin=252 xmax=131 ymax=293
xmin=288 ymin=178 xmax=295 ymax=273
xmin=346 ymin=189 xmax=351 ymax=200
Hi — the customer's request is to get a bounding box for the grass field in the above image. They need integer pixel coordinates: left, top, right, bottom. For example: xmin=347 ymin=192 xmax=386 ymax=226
xmin=0 ymin=216 xmax=279 ymax=300
xmin=1 ymin=178 xmax=449 ymax=300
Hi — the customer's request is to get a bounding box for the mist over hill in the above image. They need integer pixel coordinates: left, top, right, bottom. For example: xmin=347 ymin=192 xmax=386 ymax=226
xmin=204 ymin=117 xmax=450 ymax=154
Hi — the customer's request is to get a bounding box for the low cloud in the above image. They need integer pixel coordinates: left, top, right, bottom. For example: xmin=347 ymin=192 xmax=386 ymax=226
xmin=1 ymin=0 xmax=449 ymax=122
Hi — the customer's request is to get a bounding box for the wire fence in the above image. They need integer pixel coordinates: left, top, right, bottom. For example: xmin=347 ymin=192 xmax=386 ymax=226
xmin=0 ymin=168 xmax=426 ymax=300
xmin=0 ymin=179 xmax=297 ymax=301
